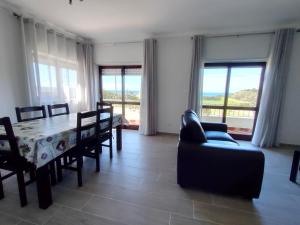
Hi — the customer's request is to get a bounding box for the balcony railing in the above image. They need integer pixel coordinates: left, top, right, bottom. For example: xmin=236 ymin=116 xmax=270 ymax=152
xmin=202 ymin=108 xmax=255 ymax=135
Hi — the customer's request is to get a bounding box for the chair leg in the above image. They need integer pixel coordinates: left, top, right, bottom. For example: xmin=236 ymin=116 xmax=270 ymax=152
xmin=77 ymin=155 xmax=83 ymax=187
xmin=0 ymin=172 xmax=4 ymax=200
xmin=63 ymin=156 xmax=68 ymax=166
xmin=16 ymin=170 xmax=27 ymax=207
xmin=49 ymin=161 xmax=57 ymax=186
xmin=290 ymin=151 xmax=300 ymax=182
xmin=29 ymin=166 xmax=36 ymax=181
xmin=95 ymin=147 xmax=100 ymax=172
xmin=56 ymin=159 xmax=63 ymax=182
xmin=109 ymin=137 xmax=113 ymax=159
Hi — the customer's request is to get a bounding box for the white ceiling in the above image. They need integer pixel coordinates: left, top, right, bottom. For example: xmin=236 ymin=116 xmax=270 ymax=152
xmin=4 ymin=0 xmax=300 ymax=43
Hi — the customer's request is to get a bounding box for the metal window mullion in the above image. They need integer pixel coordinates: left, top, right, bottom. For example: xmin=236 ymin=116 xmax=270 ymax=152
xmin=121 ymin=67 xmax=125 ymax=121
xmin=99 ymin=66 xmax=103 ymax=102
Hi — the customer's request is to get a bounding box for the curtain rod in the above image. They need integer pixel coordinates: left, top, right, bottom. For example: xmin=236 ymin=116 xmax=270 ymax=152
xmin=13 ymin=12 xmax=299 ymax=42
xmin=191 ymin=29 xmax=300 ymax=39
xmin=13 ymin=12 xmax=92 ymax=44
xmin=99 ymin=40 xmax=143 ymax=45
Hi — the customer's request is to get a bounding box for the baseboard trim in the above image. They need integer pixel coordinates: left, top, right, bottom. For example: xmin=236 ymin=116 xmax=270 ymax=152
xmin=157 ymin=132 xmax=179 ymax=136
xmin=279 ymin=143 xmax=300 ymax=149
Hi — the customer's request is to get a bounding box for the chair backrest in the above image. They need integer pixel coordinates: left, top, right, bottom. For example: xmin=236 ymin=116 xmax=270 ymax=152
xmin=76 ymin=111 xmax=98 ymax=147
xmin=15 ymin=106 xmax=46 ymax=122
xmin=98 ymin=107 xmax=113 ymax=135
xmin=97 ymin=102 xmax=112 ymax=109
xmin=76 ymin=107 xmax=114 ymax=147
xmin=0 ymin=117 xmax=20 ymax=157
xmin=48 ymin=103 xmax=70 ymax=117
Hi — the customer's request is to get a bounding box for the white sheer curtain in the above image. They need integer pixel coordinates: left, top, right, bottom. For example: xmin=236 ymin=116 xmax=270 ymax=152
xmin=252 ymin=28 xmax=295 ymax=147
xmin=188 ymin=35 xmax=204 ymax=115
xmin=77 ymin=42 xmax=97 ymax=110
xmin=21 ymin=18 xmax=94 ymax=112
xmin=139 ymin=39 xmax=157 ymax=136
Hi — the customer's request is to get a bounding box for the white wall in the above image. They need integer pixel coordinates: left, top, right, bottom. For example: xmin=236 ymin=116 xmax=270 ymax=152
xmin=94 ymin=33 xmax=300 ymax=145
xmin=156 ymin=34 xmax=273 ymax=134
xmin=95 ymin=42 xmax=143 ymax=65
xmin=157 ymin=36 xmax=192 ymax=133
xmin=0 ymin=7 xmax=28 ymax=122
xmin=204 ymin=34 xmax=272 ymax=61
xmin=278 ymin=33 xmax=300 ymax=145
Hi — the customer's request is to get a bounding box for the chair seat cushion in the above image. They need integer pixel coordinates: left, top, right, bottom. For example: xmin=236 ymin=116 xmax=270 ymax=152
xmin=205 ymin=131 xmax=238 ymax=144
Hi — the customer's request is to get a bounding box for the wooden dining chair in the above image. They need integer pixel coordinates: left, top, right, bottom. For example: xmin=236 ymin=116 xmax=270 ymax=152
xmin=47 ymin=103 xmax=70 ymax=117
xmin=56 ymin=110 xmax=100 ymax=186
xmin=98 ymin=107 xmax=114 ymax=159
xmin=97 ymin=101 xmax=113 ymax=109
xmin=97 ymin=102 xmax=114 ymax=157
xmin=15 ymin=106 xmax=47 ymax=122
xmin=56 ymin=108 xmax=113 ymax=186
xmin=0 ymin=117 xmax=35 ymax=207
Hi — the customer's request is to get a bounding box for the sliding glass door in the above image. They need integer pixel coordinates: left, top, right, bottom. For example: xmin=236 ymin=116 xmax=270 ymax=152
xmin=202 ymin=62 xmax=265 ymax=140
xmin=99 ymin=65 xmax=142 ymax=129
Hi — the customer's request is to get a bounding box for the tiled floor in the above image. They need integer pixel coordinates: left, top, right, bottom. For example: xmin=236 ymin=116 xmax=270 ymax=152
xmin=0 ymin=130 xmax=299 ymax=225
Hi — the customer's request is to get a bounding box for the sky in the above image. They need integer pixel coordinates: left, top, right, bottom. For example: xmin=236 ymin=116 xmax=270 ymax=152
xmin=203 ymin=67 xmax=262 ymax=94
xmin=39 ymin=65 xmax=262 ymax=94
xmin=102 ymin=75 xmax=141 ymax=92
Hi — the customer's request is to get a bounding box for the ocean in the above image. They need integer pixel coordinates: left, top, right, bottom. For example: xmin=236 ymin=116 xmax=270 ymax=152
xmin=203 ymin=92 xmax=224 ymax=97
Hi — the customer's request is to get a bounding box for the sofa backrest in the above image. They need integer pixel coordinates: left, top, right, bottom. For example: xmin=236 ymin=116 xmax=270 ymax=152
xmin=180 ymin=109 xmax=207 ymax=143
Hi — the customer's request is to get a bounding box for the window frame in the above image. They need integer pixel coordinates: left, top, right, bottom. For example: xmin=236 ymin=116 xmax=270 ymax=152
xmin=99 ymin=65 xmax=142 ymax=130
xmin=203 ymin=62 xmax=266 ymax=140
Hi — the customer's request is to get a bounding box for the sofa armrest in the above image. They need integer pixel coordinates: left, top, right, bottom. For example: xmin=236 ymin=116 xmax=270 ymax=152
xmin=177 ymin=141 xmax=265 ymax=198
xmin=178 ymin=141 xmax=263 ymax=157
xmin=201 ymin=122 xmax=228 ymax=132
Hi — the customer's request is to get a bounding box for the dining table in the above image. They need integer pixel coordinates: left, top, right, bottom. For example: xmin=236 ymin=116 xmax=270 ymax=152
xmin=0 ymin=113 xmax=123 ymax=209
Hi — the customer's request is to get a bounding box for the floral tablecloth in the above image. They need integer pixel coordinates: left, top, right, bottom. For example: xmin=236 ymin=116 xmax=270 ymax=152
xmin=0 ymin=113 xmax=122 ymax=168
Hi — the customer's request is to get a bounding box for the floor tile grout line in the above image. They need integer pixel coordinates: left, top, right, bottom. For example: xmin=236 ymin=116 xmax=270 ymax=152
xmin=155 ymin=173 xmax=162 ymax=182
xmin=194 ymin=199 xmax=260 ymax=216
xmin=55 ymin=202 xmax=139 ymax=225
xmin=192 ymin=200 xmax=195 ymax=219
xmin=171 ymin=211 xmax=223 ymax=225
xmin=78 ymin=193 xmax=196 ymax=220
xmin=58 ymin=174 xmax=208 ymax=205
xmin=0 ymin=210 xmax=38 ymax=225
xmin=79 ymin=194 xmax=94 ymax=210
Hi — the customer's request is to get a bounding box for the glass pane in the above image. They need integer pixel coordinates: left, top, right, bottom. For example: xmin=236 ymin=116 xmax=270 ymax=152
xmin=125 ymin=104 xmax=140 ymax=126
xmin=202 ymin=68 xmax=227 ymax=106
xmin=226 ymin=110 xmax=255 ymax=135
xmin=228 ymin=67 xmax=262 ymax=107
xmin=39 ymin=64 xmax=57 ymax=88
xmin=102 ymin=69 xmax=122 ymax=101
xmin=61 ymin=68 xmax=77 ymax=101
xmin=201 ymin=108 xmax=223 ymax=123
xmin=125 ymin=68 xmax=142 ymax=102
xmin=111 ymin=104 xmax=122 ymax=115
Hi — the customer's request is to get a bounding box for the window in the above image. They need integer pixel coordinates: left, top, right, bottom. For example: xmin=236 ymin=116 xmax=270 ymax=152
xmin=202 ymin=62 xmax=265 ymax=140
xmin=34 ymin=48 xmax=79 ymax=108
xmin=99 ymin=65 xmax=142 ymax=129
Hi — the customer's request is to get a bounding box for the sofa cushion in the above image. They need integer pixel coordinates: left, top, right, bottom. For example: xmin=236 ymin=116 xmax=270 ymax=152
xmin=207 ymin=139 xmax=239 ymax=146
xmin=180 ymin=110 xmax=207 ymax=143
xmin=205 ymin=131 xmax=238 ymax=144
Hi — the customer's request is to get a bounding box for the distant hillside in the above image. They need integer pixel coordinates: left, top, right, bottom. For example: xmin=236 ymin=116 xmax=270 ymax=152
xmin=229 ymin=88 xmax=258 ymax=106
xmin=203 ymin=88 xmax=258 ymax=107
